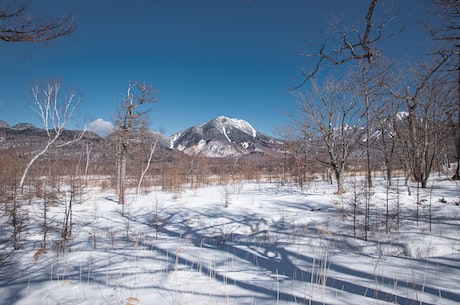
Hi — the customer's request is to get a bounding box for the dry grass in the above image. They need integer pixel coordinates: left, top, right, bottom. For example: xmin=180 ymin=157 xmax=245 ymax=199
xmin=126 ymin=296 xmax=141 ymax=305
xmin=33 ymin=248 xmax=46 ymax=264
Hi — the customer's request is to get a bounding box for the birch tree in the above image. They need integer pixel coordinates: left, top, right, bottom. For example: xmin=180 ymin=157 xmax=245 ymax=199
xmin=136 ymin=135 xmax=159 ymax=200
xmin=19 ymin=80 xmax=84 ymax=189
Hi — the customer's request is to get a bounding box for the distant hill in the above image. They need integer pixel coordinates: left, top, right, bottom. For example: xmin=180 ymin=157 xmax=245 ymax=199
xmin=0 ymin=123 xmax=104 ymax=159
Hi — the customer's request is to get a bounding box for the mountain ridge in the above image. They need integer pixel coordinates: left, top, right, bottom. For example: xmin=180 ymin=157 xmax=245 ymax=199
xmin=0 ymin=116 xmax=283 ymax=158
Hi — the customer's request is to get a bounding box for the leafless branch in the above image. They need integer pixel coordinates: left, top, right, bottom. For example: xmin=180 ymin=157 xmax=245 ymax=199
xmin=0 ymin=1 xmax=75 ymax=43
xmin=293 ymin=0 xmax=389 ymax=90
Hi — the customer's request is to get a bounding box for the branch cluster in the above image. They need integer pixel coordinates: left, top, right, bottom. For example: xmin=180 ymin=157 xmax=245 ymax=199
xmin=0 ymin=2 xmax=75 ymax=43
xmin=296 ymin=0 xmax=386 ymax=89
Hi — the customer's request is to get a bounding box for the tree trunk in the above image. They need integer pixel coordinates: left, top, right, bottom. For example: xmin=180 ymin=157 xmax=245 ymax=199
xmin=136 ymin=139 xmax=158 ymax=200
xmin=364 ymin=85 xmax=373 ymax=188
xmin=119 ymin=148 xmax=127 ymax=206
xmin=406 ymin=89 xmax=424 ymax=185
xmin=12 ymin=192 xmax=20 ymax=250
xmin=333 ymin=166 xmax=345 ymax=194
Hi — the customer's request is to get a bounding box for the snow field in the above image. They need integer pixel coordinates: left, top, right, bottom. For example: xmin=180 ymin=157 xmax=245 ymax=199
xmin=1 ymin=177 xmax=459 ymax=304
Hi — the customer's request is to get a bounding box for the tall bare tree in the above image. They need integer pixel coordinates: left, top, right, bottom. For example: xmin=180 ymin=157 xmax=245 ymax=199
xmin=296 ymin=77 xmax=364 ymax=194
xmin=19 ymin=80 xmax=83 ymax=189
xmin=0 ymin=1 xmax=75 ymax=43
xmin=293 ymin=0 xmax=397 ymax=189
xmin=389 ymin=57 xmax=452 ymax=188
xmin=427 ymin=0 xmax=460 ymax=179
xmin=350 ymin=60 xmax=389 ymax=187
xmin=113 ymin=81 xmax=158 ymax=206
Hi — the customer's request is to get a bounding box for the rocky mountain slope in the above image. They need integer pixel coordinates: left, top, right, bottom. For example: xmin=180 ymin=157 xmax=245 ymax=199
xmin=170 ymin=116 xmax=283 ymax=157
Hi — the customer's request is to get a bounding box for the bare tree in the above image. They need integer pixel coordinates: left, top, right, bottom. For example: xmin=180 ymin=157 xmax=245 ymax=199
xmin=373 ymin=94 xmax=402 ymax=186
xmin=113 ymin=81 xmax=158 ymax=206
xmin=427 ymin=0 xmax=460 ymax=179
xmin=19 ymin=80 xmax=84 ymax=190
xmin=0 ymin=152 xmax=27 ymax=250
xmin=350 ymin=60 xmax=389 ymax=188
xmin=296 ymin=77 xmax=364 ymax=194
xmin=293 ymin=0 xmax=399 ymax=190
xmin=390 ymin=58 xmax=453 ymax=188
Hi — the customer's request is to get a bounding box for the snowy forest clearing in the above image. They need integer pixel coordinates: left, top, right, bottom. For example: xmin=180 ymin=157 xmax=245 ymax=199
xmin=1 ymin=177 xmax=459 ymax=305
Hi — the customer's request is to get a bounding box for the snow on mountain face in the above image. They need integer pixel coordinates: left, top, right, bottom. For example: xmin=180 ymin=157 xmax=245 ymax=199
xmin=214 ymin=116 xmax=257 ymax=139
xmin=178 ymin=139 xmax=244 ymax=157
xmin=170 ymin=116 xmax=281 ymax=157
xmin=0 ymin=120 xmax=9 ymax=128
xmin=169 ymin=132 xmax=182 ymax=149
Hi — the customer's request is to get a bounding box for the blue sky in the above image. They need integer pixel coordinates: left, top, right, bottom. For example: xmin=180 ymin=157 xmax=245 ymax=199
xmin=0 ymin=0 xmax=435 ymax=136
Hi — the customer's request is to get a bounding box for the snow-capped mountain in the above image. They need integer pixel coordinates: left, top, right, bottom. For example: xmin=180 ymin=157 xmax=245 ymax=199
xmin=0 ymin=116 xmax=283 ymax=158
xmin=170 ymin=116 xmax=282 ymax=157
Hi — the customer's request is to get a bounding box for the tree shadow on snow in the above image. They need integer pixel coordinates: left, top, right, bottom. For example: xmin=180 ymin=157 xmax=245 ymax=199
xmin=145 ymin=211 xmax=460 ymax=305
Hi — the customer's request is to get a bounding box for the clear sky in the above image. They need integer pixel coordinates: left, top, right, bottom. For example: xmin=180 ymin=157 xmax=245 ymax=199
xmin=0 ymin=0 xmax=436 ymax=137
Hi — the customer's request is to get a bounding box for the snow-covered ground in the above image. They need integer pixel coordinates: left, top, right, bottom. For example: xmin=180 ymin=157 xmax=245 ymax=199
xmin=1 ymin=176 xmax=459 ymax=305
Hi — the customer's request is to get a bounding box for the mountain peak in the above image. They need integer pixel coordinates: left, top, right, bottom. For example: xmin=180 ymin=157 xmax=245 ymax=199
xmin=13 ymin=123 xmax=36 ymax=130
xmin=171 ymin=116 xmax=280 ymax=157
xmin=211 ymin=116 xmax=257 ymax=139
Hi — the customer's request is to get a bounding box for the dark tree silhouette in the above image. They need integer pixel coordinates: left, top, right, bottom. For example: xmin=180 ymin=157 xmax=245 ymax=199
xmin=0 ymin=1 xmax=75 ymax=43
